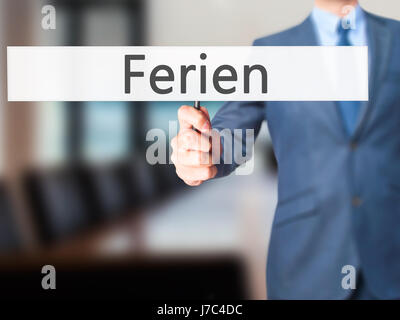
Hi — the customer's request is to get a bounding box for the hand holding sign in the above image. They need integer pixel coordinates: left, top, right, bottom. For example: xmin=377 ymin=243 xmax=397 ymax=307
xmin=171 ymin=105 xmax=221 ymax=186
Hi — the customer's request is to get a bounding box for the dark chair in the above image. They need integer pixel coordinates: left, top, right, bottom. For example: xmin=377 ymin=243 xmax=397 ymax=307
xmin=0 ymin=182 xmax=21 ymax=253
xmin=77 ymin=163 xmax=130 ymax=222
xmin=115 ymin=158 xmax=157 ymax=209
xmin=24 ymin=168 xmax=91 ymax=243
xmin=117 ymin=157 xmax=186 ymax=209
xmin=154 ymin=163 xmax=188 ymax=195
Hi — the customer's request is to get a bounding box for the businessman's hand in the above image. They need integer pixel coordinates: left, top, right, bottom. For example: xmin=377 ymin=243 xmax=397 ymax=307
xmin=171 ymin=105 xmax=220 ymax=186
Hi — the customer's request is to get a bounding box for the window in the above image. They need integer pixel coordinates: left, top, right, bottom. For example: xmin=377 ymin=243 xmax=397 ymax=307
xmin=83 ymin=102 xmax=130 ymax=162
xmin=34 ymin=1 xmax=142 ymax=165
xmin=35 ymin=102 xmax=67 ymax=166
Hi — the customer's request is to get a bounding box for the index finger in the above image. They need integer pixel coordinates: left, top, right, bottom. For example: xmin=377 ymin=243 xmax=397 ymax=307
xmin=178 ymin=105 xmax=211 ymax=132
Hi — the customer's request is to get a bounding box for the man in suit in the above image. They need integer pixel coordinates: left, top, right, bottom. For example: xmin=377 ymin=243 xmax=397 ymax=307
xmin=170 ymin=0 xmax=400 ymax=299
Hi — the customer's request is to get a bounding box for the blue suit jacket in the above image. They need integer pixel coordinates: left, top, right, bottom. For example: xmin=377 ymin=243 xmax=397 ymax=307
xmin=212 ymin=10 xmax=400 ymax=299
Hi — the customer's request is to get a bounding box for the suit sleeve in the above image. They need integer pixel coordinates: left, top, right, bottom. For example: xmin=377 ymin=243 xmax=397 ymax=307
xmin=211 ymin=100 xmax=266 ymax=178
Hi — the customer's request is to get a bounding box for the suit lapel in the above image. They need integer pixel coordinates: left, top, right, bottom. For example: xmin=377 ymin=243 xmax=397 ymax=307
xmin=299 ymin=16 xmax=349 ymax=140
xmin=290 ymin=15 xmax=390 ymax=140
xmin=353 ymin=11 xmax=392 ymax=139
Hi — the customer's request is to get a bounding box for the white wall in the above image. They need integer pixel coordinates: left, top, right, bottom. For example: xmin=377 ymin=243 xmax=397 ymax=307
xmin=361 ymin=0 xmax=400 ymax=20
xmin=146 ymin=0 xmax=400 ymax=45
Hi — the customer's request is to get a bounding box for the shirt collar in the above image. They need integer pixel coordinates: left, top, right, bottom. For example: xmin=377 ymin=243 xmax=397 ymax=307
xmin=311 ymin=4 xmax=365 ymax=35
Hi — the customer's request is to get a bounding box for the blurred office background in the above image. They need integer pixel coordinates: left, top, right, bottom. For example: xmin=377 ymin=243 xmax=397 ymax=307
xmin=0 ymin=0 xmax=399 ymax=300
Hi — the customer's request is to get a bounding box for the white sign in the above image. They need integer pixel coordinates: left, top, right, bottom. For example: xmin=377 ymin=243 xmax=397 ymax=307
xmin=7 ymin=46 xmax=368 ymax=101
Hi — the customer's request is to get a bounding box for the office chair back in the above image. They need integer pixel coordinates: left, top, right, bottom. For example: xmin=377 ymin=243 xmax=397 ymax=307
xmin=77 ymin=163 xmax=129 ymax=221
xmin=24 ymin=169 xmax=91 ymax=243
xmin=0 ymin=182 xmax=21 ymax=252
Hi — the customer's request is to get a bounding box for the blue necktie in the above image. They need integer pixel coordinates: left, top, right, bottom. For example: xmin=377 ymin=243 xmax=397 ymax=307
xmin=336 ymin=23 xmax=361 ymax=136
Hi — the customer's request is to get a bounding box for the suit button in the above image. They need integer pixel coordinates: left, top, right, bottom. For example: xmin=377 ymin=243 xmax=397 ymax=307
xmin=352 ymin=196 xmax=362 ymax=207
xmin=350 ymin=142 xmax=358 ymax=150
